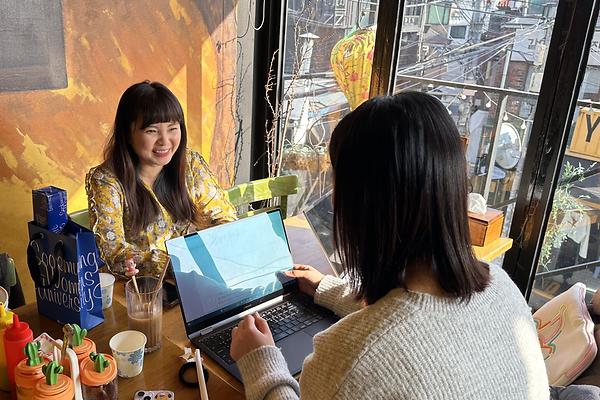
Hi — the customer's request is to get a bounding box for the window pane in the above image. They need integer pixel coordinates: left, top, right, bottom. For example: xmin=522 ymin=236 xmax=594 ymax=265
xmin=279 ymin=0 xmax=380 ymax=214
xmin=394 ymin=1 xmax=560 ymax=270
xmin=529 ymin=17 xmax=600 ymax=310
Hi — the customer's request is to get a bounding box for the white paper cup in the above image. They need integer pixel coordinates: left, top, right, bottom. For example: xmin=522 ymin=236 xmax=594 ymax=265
xmin=99 ymin=272 xmax=116 ymax=309
xmin=109 ymin=330 xmax=147 ymax=378
xmin=0 ymin=286 xmax=8 ymax=310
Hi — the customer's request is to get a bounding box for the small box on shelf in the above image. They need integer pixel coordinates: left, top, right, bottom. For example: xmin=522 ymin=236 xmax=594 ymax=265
xmin=468 ymin=208 xmax=504 ymax=247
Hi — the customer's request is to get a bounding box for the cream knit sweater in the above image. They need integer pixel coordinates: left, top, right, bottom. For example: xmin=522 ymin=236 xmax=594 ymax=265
xmin=236 ymin=265 xmax=549 ymax=399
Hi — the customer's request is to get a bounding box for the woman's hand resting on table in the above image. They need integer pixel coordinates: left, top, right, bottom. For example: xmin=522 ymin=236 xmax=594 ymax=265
xmin=230 ymin=313 xmax=274 ymax=361
xmin=285 ymin=264 xmax=324 ymax=297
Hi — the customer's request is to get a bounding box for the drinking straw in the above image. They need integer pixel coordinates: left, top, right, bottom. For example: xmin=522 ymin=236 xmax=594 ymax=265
xmin=60 ymin=324 xmax=74 ymax=362
xmin=125 ymin=258 xmax=142 ymax=301
xmin=151 ymin=255 xmax=171 ymax=305
xmin=195 ymin=349 xmax=209 ymax=400
xmin=131 ymin=275 xmax=141 ymax=297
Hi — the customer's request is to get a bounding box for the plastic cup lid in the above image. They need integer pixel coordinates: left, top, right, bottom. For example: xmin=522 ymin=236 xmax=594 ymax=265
xmin=73 ymin=338 xmax=96 ymax=357
xmin=80 ymin=354 xmax=117 ymax=386
xmin=34 ymin=374 xmax=74 ymax=399
xmin=15 ymin=358 xmax=47 ymax=387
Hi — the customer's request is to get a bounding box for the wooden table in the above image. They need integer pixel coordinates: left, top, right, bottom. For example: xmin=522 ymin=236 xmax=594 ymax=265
xmin=13 ymin=301 xmax=232 ymax=400
xmin=7 ymin=215 xmax=512 ymax=400
xmin=6 ymin=215 xmax=335 ymax=400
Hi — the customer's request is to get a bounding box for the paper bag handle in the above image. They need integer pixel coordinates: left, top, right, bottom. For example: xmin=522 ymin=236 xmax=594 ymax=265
xmin=27 ymin=232 xmax=63 ymax=288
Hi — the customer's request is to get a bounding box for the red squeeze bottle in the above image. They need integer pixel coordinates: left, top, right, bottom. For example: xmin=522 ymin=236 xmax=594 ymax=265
xmin=4 ymin=314 xmax=34 ymax=399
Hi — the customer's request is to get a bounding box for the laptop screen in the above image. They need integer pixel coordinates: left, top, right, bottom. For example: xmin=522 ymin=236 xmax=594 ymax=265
xmin=166 ymin=210 xmax=295 ymax=332
xmin=303 ymin=191 xmax=344 ymax=276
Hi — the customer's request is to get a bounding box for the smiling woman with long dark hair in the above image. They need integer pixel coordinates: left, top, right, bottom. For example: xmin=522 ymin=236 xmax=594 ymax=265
xmin=229 ymin=92 xmax=550 ymax=399
xmin=86 ymin=81 xmax=236 ymax=276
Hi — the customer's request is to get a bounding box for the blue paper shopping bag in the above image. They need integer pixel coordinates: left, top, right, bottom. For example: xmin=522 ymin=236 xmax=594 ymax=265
xmin=27 ymin=219 xmax=104 ymax=330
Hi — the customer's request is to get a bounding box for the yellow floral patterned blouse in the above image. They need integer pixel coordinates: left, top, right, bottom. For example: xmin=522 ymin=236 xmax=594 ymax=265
xmin=86 ymin=149 xmax=237 ymax=276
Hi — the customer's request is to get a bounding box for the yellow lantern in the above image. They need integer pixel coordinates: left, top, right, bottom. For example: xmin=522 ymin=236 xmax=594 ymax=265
xmin=330 ymin=27 xmax=376 ymax=110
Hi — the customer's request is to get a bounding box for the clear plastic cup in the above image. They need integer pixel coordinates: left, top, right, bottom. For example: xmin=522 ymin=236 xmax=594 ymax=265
xmin=125 ymin=277 xmax=162 ymax=352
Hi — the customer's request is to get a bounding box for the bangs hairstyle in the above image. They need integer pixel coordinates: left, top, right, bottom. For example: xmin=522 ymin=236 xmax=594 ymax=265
xmin=329 ymin=92 xmax=489 ymax=304
xmin=103 ymin=80 xmax=196 ymax=235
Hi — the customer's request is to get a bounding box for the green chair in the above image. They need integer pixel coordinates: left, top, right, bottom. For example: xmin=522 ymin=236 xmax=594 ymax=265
xmin=69 ymin=174 xmax=299 ymax=228
xmin=226 ymin=175 xmax=299 ymax=219
xmin=69 ymin=209 xmax=91 ymax=229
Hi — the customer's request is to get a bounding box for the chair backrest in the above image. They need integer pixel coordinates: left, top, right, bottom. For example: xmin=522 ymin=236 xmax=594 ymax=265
xmin=70 ymin=174 xmax=299 ymax=230
xmin=69 ymin=209 xmax=91 ymax=229
xmin=226 ymin=175 xmax=299 ymax=219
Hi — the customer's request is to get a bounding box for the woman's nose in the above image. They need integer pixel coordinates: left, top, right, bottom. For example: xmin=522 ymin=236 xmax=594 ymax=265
xmin=156 ymin=129 xmax=168 ymax=143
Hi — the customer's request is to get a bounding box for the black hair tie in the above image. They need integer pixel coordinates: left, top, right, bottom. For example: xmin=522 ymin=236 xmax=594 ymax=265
xmin=178 ymin=360 xmax=209 ymax=388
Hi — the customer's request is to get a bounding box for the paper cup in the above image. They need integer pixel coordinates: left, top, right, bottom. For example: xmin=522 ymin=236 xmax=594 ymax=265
xmin=99 ymin=273 xmax=116 ymax=309
xmin=109 ymin=330 xmax=146 ymax=378
xmin=0 ymin=286 xmax=8 ymax=310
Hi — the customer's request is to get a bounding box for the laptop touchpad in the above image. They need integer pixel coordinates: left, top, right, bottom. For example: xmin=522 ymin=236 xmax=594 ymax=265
xmin=277 ymin=331 xmax=313 ymax=375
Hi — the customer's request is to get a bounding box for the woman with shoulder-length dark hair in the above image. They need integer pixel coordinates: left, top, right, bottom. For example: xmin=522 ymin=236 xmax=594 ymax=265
xmin=229 ymin=92 xmax=550 ymax=399
xmin=86 ymin=81 xmax=236 ymax=276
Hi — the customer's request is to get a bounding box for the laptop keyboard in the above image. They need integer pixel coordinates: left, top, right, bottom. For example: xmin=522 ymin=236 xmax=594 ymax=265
xmin=199 ymin=300 xmax=325 ymax=364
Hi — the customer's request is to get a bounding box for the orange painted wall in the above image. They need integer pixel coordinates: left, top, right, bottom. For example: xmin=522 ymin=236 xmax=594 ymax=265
xmin=0 ymin=0 xmax=238 ymax=302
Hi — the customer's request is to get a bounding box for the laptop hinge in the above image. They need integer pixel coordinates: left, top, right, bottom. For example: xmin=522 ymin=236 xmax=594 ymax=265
xmin=194 ymin=295 xmax=284 ymax=338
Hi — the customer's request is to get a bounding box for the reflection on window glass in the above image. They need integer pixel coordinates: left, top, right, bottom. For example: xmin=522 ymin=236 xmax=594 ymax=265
xmin=530 ymin=17 xmax=600 ymax=309
xmin=394 ymin=1 xmax=559 ymax=270
xmin=279 ymin=0 xmax=379 ymax=215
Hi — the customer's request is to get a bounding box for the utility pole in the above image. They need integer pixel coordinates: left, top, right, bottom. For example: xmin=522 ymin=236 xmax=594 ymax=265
xmin=467 ymin=0 xmax=485 ymax=84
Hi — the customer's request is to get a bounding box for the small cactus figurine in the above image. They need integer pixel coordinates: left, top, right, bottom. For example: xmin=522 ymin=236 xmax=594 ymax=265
xmin=89 ymin=352 xmax=110 ymax=373
xmin=42 ymin=361 xmax=64 ymax=385
xmin=68 ymin=324 xmax=87 ymax=347
xmin=24 ymin=342 xmax=42 ymax=366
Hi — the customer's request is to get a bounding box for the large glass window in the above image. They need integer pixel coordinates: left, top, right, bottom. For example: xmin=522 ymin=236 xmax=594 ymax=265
xmin=529 ymin=16 xmax=600 ymax=309
xmin=278 ymin=0 xmax=380 ymax=214
xmin=393 ymin=1 xmax=560 ymax=268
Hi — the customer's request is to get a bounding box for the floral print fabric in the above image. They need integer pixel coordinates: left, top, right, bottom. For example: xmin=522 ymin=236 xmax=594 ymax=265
xmin=86 ymin=149 xmax=237 ymax=275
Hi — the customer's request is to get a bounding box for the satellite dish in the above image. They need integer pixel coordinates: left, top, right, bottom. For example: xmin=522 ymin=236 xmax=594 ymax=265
xmin=495 ymin=123 xmax=522 ymax=170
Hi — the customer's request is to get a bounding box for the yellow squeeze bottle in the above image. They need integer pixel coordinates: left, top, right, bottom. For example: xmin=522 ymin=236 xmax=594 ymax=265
xmin=0 ymin=303 xmax=14 ymax=392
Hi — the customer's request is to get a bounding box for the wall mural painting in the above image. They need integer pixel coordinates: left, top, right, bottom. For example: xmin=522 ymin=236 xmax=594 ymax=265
xmin=0 ymin=0 xmax=239 ymax=302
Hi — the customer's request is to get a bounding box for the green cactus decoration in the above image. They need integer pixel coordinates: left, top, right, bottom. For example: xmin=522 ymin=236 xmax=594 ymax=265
xmin=24 ymin=342 xmax=42 ymax=366
xmin=89 ymin=352 xmax=110 ymax=373
xmin=69 ymin=324 xmax=87 ymax=347
xmin=42 ymin=361 xmax=64 ymax=385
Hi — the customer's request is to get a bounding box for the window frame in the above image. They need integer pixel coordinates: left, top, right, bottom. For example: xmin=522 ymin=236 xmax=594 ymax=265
xmin=251 ymin=0 xmax=600 ymax=298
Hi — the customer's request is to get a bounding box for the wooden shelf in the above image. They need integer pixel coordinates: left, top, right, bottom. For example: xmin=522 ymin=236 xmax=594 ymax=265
xmin=289 ymin=214 xmax=513 ymax=264
xmin=473 ymin=237 xmax=513 ymax=262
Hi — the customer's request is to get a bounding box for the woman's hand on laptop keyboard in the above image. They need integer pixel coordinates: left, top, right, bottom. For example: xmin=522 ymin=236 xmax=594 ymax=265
xmin=230 ymin=312 xmax=275 ymax=361
xmin=285 ymin=264 xmax=324 ymax=297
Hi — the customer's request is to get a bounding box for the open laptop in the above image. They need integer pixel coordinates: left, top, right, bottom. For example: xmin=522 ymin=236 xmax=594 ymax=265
xmin=165 ymin=209 xmax=338 ymax=382
xmin=302 ymin=191 xmax=344 ymax=277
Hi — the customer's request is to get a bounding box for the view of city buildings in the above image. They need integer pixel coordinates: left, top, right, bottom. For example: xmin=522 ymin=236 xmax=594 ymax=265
xmin=278 ymin=0 xmax=600 ymax=308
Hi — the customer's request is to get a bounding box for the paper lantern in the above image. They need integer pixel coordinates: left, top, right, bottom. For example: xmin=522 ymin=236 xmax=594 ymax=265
xmin=330 ymin=27 xmax=375 ymax=110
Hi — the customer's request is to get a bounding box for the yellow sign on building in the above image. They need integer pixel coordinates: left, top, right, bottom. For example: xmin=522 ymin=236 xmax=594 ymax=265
xmin=570 ymin=107 xmax=600 ymax=161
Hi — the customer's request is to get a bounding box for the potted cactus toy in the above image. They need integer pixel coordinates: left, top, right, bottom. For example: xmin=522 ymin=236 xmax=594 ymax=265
xmin=15 ymin=342 xmax=48 ymax=400
xmin=32 ymin=360 xmax=74 ymax=400
xmin=80 ymin=352 xmax=118 ymax=400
